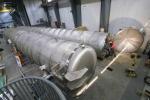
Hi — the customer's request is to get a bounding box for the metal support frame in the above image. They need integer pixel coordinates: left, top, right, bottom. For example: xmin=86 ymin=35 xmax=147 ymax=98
xmin=54 ymin=2 xmax=61 ymax=28
xmin=44 ymin=6 xmax=52 ymax=26
xmin=41 ymin=0 xmax=60 ymax=27
xmin=69 ymin=0 xmax=81 ymax=27
xmin=100 ymin=0 xmax=111 ymax=32
xmin=41 ymin=0 xmax=51 ymax=27
xmin=16 ymin=0 xmax=31 ymax=26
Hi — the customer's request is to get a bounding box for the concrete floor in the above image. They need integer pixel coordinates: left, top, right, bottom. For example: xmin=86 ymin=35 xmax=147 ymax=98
xmin=0 ymin=37 xmax=150 ymax=100
xmin=75 ymin=55 xmax=149 ymax=100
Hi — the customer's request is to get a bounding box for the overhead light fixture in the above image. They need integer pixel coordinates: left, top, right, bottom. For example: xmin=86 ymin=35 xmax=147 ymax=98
xmin=47 ymin=0 xmax=53 ymax=2
xmin=0 ymin=3 xmax=13 ymax=13
xmin=3 ymin=3 xmax=6 ymax=7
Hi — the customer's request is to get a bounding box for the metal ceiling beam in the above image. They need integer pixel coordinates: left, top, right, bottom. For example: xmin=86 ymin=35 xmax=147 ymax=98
xmin=100 ymin=0 xmax=111 ymax=32
xmin=69 ymin=0 xmax=81 ymax=27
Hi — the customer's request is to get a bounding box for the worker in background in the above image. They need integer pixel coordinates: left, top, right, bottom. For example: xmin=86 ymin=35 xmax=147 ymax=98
xmin=145 ymin=49 xmax=150 ymax=66
xmin=105 ymin=34 xmax=116 ymax=57
xmin=109 ymin=40 xmax=116 ymax=57
xmin=148 ymin=49 xmax=150 ymax=59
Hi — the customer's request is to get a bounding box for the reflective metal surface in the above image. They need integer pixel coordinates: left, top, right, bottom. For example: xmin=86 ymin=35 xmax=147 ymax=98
xmin=4 ymin=28 xmax=97 ymax=90
xmin=15 ymin=27 xmax=108 ymax=57
xmin=114 ymin=28 xmax=144 ymax=53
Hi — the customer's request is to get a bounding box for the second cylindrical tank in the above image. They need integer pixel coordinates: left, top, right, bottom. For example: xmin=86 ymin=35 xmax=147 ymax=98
xmin=15 ymin=26 xmax=108 ymax=58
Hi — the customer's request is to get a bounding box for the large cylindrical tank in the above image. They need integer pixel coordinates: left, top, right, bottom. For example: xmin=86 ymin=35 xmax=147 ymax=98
xmin=114 ymin=28 xmax=144 ymax=53
xmin=15 ymin=27 xmax=108 ymax=58
xmin=4 ymin=28 xmax=97 ymax=90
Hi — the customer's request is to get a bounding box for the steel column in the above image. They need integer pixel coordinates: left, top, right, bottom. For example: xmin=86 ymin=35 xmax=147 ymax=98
xmin=100 ymin=0 xmax=111 ymax=32
xmin=54 ymin=2 xmax=61 ymax=27
xmin=44 ymin=6 xmax=52 ymax=26
xmin=41 ymin=0 xmax=51 ymax=27
xmin=69 ymin=0 xmax=81 ymax=27
xmin=16 ymin=0 xmax=31 ymax=26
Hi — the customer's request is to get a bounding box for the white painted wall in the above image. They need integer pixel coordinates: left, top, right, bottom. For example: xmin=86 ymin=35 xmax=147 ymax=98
xmin=54 ymin=0 xmax=74 ymax=29
xmin=23 ymin=0 xmax=47 ymax=25
xmin=81 ymin=0 xmax=101 ymax=31
xmin=59 ymin=6 xmax=75 ymax=29
xmin=49 ymin=8 xmax=57 ymax=22
xmin=48 ymin=0 xmax=101 ymax=30
xmin=109 ymin=0 xmax=150 ymax=50
xmin=109 ymin=0 xmax=150 ymax=34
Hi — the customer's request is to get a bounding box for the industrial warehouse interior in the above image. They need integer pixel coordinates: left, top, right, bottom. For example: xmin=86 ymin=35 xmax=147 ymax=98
xmin=0 ymin=0 xmax=150 ymax=100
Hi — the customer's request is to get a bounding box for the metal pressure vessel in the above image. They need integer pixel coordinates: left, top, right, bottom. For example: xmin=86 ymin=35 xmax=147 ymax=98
xmin=5 ymin=28 xmax=97 ymax=90
xmin=14 ymin=27 xmax=108 ymax=58
xmin=114 ymin=28 xmax=144 ymax=53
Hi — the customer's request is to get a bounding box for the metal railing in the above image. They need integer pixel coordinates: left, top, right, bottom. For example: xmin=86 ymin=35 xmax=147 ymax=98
xmin=0 ymin=76 xmax=66 ymax=100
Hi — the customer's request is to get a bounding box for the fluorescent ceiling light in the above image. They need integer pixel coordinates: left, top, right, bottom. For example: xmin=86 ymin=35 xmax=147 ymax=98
xmin=47 ymin=0 xmax=53 ymax=2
